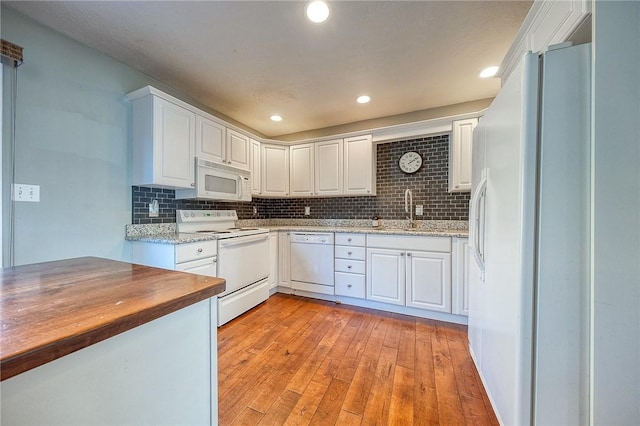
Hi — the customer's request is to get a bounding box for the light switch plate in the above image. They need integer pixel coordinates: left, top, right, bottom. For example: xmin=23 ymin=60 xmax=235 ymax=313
xmin=415 ymin=205 xmax=424 ymax=216
xmin=304 ymin=206 xmax=311 ymax=215
xmin=13 ymin=184 xmax=40 ymax=202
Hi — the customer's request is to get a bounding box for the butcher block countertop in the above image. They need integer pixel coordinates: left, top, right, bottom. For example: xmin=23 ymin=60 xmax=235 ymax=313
xmin=0 ymin=256 xmax=225 ymax=381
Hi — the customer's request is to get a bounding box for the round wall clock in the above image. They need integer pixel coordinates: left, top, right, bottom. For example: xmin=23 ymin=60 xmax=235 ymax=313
xmin=398 ymin=151 xmax=423 ymax=174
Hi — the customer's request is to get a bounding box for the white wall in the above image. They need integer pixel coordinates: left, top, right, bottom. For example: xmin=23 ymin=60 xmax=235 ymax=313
xmin=1 ymin=7 xmax=181 ymax=265
xmin=592 ymin=1 xmax=640 ymax=424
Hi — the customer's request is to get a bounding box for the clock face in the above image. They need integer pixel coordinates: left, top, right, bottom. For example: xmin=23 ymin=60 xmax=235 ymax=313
xmin=398 ymin=151 xmax=423 ymax=174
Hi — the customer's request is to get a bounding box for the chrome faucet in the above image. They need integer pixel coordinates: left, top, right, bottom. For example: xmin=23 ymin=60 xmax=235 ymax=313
xmin=404 ymin=188 xmax=414 ymax=228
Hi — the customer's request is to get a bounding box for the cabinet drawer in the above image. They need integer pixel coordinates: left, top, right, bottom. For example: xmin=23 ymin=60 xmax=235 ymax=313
xmin=175 ymin=241 xmax=217 ymax=263
xmin=335 ymin=233 xmax=366 ymax=246
xmin=335 ymin=272 xmax=366 ymax=299
xmin=334 ymin=246 xmax=366 ymax=261
xmin=335 ymin=259 xmax=365 ymax=274
xmin=366 ymin=234 xmax=451 ymax=252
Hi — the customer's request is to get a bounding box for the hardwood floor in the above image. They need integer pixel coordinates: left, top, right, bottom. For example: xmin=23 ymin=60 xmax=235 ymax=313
xmin=218 ymin=294 xmax=498 ymax=426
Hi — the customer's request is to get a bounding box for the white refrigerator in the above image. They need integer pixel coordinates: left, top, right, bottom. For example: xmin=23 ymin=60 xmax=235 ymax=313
xmin=468 ymin=43 xmax=591 ymax=426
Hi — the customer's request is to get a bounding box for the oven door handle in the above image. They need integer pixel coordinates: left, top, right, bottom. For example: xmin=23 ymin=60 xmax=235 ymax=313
xmin=218 ymin=233 xmax=269 ymax=248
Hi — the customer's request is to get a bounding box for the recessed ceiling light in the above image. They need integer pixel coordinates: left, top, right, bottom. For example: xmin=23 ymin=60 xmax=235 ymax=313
xmin=305 ymin=0 xmax=330 ymax=23
xmin=270 ymin=115 xmax=283 ymax=122
xmin=356 ymin=95 xmax=371 ymax=104
xmin=479 ymin=66 xmax=499 ymax=78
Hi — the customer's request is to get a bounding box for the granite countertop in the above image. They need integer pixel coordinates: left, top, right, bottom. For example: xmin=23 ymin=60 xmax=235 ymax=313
xmin=262 ymin=225 xmax=469 ymax=238
xmin=0 ymin=257 xmax=226 ymax=380
xmin=125 ymin=220 xmax=468 ymax=244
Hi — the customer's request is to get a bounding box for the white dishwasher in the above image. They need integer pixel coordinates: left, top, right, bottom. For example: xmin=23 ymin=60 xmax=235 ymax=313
xmin=290 ymin=232 xmax=335 ymax=295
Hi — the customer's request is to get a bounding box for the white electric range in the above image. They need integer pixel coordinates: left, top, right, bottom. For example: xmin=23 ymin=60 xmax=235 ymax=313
xmin=177 ymin=210 xmax=270 ymax=326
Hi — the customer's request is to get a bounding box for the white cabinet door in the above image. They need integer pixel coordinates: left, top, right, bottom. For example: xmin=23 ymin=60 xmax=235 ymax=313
xmin=452 ymin=238 xmax=470 ymax=315
xmin=132 ymin=96 xmax=195 ymax=188
xmin=315 ymin=139 xmax=343 ymax=196
xmin=278 ymin=232 xmax=291 ymax=288
xmin=290 ymin=143 xmax=315 ymax=197
xmin=269 ymin=232 xmax=278 ymax=290
xmin=155 ymin=99 xmax=195 ymax=188
xmin=262 ymin=144 xmax=290 ymax=197
xmin=250 ymin=139 xmax=261 ymax=195
xmin=367 ymin=248 xmax=405 ymax=305
xmin=449 ymin=118 xmax=477 ymax=192
xmin=406 ymin=251 xmax=452 ymax=313
xmin=344 ymin=134 xmax=375 ymax=195
xmin=195 ymin=115 xmax=225 ymax=164
xmin=226 ymin=129 xmax=250 ymax=169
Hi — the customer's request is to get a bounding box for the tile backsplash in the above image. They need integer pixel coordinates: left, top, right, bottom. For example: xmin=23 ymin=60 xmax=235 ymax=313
xmin=131 ymin=134 xmax=470 ymax=224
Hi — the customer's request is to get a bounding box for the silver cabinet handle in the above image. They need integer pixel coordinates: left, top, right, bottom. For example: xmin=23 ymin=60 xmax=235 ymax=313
xmin=190 ymin=183 xmax=195 ymax=187
xmin=197 ymin=248 xmax=203 ymax=253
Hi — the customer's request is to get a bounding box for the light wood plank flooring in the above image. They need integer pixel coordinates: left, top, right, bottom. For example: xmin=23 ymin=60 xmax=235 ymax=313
xmin=218 ymin=294 xmax=498 ymax=425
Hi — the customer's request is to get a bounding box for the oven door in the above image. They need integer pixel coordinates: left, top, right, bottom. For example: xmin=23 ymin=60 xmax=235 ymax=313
xmin=217 ymin=233 xmax=269 ymax=296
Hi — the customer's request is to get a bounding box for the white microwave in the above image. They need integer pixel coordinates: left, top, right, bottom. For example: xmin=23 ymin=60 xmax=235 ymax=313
xmin=175 ymin=158 xmax=251 ymax=202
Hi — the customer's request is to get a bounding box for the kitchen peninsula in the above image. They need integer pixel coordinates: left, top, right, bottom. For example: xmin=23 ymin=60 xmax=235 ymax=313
xmin=0 ymin=257 xmax=225 ymax=425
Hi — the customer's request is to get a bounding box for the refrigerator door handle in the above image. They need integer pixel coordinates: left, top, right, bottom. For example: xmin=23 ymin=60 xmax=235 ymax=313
xmin=470 ymin=171 xmax=487 ymax=272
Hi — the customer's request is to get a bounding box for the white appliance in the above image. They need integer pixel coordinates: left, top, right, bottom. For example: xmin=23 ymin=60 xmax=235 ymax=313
xmin=290 ymin=232 xmax=335 ymax=295
xmin=468 ymin=43 xmax=591 ymax=426
xmin=177 ymin=210 xmax=269 ymax=326
xmin=175 ymin=158 xmax=251 ymax=202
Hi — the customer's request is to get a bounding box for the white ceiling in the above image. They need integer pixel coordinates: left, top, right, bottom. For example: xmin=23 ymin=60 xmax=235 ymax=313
xmin=7 ymin=1 xmax=532 ymax=138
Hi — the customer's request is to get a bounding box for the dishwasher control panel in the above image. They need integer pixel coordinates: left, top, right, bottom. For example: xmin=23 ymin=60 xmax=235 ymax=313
xmin=289 ymin=233 xmax=334 ymax=244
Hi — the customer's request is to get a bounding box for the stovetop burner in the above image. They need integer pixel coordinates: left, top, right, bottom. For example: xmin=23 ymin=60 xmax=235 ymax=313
xmin=176 ymin=210 xmax=267 ymax=238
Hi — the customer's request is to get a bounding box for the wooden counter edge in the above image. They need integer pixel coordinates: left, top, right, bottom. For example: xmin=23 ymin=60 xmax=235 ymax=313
xmin=0 ymin=279 xmax=225 ymax=381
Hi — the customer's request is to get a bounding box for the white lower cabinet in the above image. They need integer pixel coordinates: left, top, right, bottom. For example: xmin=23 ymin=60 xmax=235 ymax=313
xmin=334 ymin=233 xmax=366 ymax=299
xmin=366 ymin=234 xmax=452 ymax=313
xmin=406 ymin=251 xmax=451 ymax=313
xmin=367 ymin=248 xmax=405 ymax=305
xmin=278 ymin=231 xmax=291 ymax=289
xmin=452 ymin=237 xmax=470 ymax=315
xmin=269 ymin=232 xmax=278 ymax=291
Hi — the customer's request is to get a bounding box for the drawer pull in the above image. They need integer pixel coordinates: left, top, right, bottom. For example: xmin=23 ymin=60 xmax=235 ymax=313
xmin=407 ymin=252 xmax=412 ymax=257
xmin=347 ymin=265 xmax=352 ymax=269
xmin=197 ymin=248 xmax=203 ymax=253
xmin=347 ymin=284 xmax=352 ymax=288
xmin=348 ymin=251 xmax=352 ymax=255
xmin=348 ymin=238 xmax=352 ymax=242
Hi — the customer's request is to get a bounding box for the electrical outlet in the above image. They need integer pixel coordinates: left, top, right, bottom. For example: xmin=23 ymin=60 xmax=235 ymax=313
xmin=304 ymin=206 xmax=311 ymax=216
xmin=415 ymin=205 xmax=424 ymax=216
xmin=149 ymin=199 xmax=159 ymax=217
xmin=13 ymin=184 xmax=40 ymax=202
xmin=253 ymin=206 xmax=258 ymax=215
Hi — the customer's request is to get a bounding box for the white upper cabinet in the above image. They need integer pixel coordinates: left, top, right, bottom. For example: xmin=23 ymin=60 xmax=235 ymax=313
xmin=449 ymin=118 xmax=477 ymax=192
xmin=250 ymin=138 xmax=261 ymax=195
xmin=130 ymin=95 xmax=195 ymax=189
xmin=225 ymin=129 xmax=250 ymax=170
xmin=344 ymin=134 xmax=375 ymax=196
xmin=315 ymin=139 xmax=343 ymax=196
xmin=261 ymin=144 xmax=290 ymax=197
xmin=195 ymin=115 xmax=225 ymax=164
xmin=290 ymin=143 xmax=315 ymax=197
